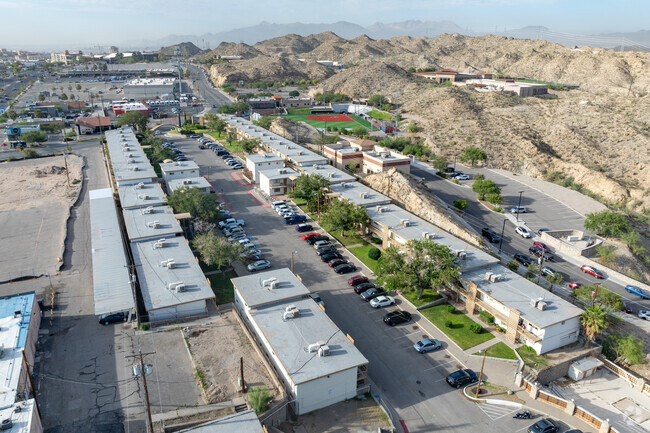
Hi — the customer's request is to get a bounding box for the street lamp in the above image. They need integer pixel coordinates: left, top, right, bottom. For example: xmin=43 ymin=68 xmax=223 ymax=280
xmin=475 ymin=349 xmax=487 ymax=398
xmin=516 ymin=191 xmax=524 ymax=222
xmin=291 ymin=250 xmax=298 ymax=274
xmin=498 ymin=219 xmax=507 ymax=254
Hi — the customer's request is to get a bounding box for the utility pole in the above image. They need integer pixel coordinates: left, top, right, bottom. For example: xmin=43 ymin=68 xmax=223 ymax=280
xmin=475 ymin=349 xmax=486 ymax=398
xmin=240 ymin=357 xmax=246 ymax=394
xmin=591 ymin=283 xmax=600 ymax=308
xmin=21 ymin=350 xmax=41 ymax=418
xmin=63 ymin=153 xmax=71 ymax=187
xmin=127 ymin=351 xmax=155 ymax=433
xmin=516 ymin=191 xmax=524 ymax=222
xmin=536 ymin=249 xmax=545 ymax=285
xmin=498 ymin=219 xmax=507 ymax=254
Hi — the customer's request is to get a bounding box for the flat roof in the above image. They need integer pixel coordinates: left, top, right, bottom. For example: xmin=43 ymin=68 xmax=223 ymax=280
xmin=287 ymin=152 xmax=328 ymax=166
xmin=89 ymin=188 xmax=135 ymax=315
xmin=462 ymin=264 xmax=584 ymax=329
xmin=364 ymin=151 xmax=411 ymax=163
xmin=168 ymin=176 xmax=212 ymax=192
xmin=259 ymin=167 xmax=301 ymax=181
xmin=105 ymin=128 xmax=158 ymax=182
xmin=160 ymin=160 xmax=200 ymax=173
xmin=330 ymin=182 xmax=391 ymax=207
xmin=365 ymin=204 xmax=498 ymax=271
xmin=0 ymin=399 xmax=37 ymax=430
xmin=246 ymin=153 xmax=285 ymax=164
xmin=0 ymin=292 xmax=34 ymax=349
xmin=232 ymin=268 xmax=310 ymax=308
xmin=131 ymin=237 xmax=215 ymax=312
xmin=0 ymin=316 xmax=28 ymax=409
xmin=250 ymin=297 xmax=368 ymax=385
xmin=122 ymin=205 xmax=183 ymax=242
xmin=178 ymin=409 xmax=263 ymax=433
xmin=118 ymin=182 xmax=167 ymax=209
xmin=299 ymin=164 xmax=355 ymax=183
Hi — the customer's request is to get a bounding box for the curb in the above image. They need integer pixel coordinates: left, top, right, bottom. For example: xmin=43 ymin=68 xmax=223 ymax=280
xmin=462 ymin=385 xmax=522 ymax=409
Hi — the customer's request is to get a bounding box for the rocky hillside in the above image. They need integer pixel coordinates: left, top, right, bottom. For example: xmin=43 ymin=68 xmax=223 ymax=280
xmin=160 ymin=42 xmax=203 ymax=57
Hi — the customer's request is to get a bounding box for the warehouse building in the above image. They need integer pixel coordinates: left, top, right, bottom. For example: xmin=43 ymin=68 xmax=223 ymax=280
xmin=232 ymin=269 xmax=368 ymax=415
xmin=123 ymin=78 xmax=178 ymax=97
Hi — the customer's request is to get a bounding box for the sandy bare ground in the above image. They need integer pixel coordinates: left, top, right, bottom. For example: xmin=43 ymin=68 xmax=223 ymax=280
xmin=184 ymin=311 xmax=279 ymax=404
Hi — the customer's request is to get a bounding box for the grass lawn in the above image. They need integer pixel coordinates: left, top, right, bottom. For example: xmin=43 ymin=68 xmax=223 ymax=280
xmin=401 ymin=290 xmax=442 ymax=308
xmin=287 ymin=108 xmax=311 ymax=115
xmin=274 ymin=113 xmax=377 ymax=131
xmin=368 ymin=109 xmax=393 ymax=121
xmin=208 ymin=270 xmax=238 ymax=305
xmin=419 ymin=304 xmax=495 ymax=350
xmin=207 ymin=132 xmax=224 ymax=140
xmin=474 ymin=342 xmax=518 ymax=360
xmin=348 ymin=244 xmax=380 ymax=274
xmin=516 ymin=345 xmax=549 ymax=368
xmin=318 ymin=220 xmax=364 ymax=246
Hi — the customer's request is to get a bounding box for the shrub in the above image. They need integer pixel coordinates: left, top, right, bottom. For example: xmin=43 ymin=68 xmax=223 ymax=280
xmin=479 ymin=310 xmax=495 ymax=325
xmin=249 ymin=386 xmax=271 ymax=415
xmin=139 ymin=323 xmax=149 ymax=331
xmin=368 ymin=247 xmax=382 ymax=260
xmin=453 ymin=199 xmax=467 ymax=210
xmin=371 ymin=237 xmax=382 ymax=244
xmin=507 ymin=260 xmax=519 ymax=271
xmin=22 ymin=148 xmax=39 ymax=158
xmin=497 ymin=326 xmax=506 ymax=333
xmin=493 ymin=207 xmax=504 ymax=213
xmin=446 ymin=305 xmax=456 ymax=313
xmin=470 ymin=323 xmax=483 ymax=334
xmin=445 ymin=320 xmax=453 ymax=328
xmin=71 ymin=179 xmax=81 ymax=185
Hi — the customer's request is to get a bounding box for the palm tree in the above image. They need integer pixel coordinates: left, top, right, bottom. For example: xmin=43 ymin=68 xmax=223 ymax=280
xmin=580 ymin=305 xmax=608 ymax=346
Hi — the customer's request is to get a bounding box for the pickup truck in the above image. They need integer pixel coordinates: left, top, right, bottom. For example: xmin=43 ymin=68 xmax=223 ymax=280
xmin=219 ymin=218 xmax=245 ymax=229
xmin=284 ymin=215 xmax=307 ymax=225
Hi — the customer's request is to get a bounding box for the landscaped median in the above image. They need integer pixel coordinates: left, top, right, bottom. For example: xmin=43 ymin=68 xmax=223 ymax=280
xmin=473 ymin=342 xmax=518 ymax=360
xmin=417 ymin=304 xmax=494 ymax=350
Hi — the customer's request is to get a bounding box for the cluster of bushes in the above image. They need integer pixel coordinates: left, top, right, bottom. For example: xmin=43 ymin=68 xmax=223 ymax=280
xmin=379 ymin=137 xmax=431 ymax=157
xmin=471 ymin=175 xmax=502 ymax=205
xmin=313 ymin=91 xmax=349 ymax=103
xmin=479 ymin=310 xmax=495 ymax=325
xmin=571 ymin=284 xmax=624 ymax=310
xmin=282 ymin=79 xmax=317 ymax=86
xmin=368 ymin=247 xmax=382 ymax=261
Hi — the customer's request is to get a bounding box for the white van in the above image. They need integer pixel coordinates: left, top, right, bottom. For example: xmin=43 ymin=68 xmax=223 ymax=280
xmin=271 ymin=201 xmax=286 ymax=209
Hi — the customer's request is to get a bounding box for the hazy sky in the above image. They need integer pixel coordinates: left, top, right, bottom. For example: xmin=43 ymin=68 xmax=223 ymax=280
xmin=3 ymin=0 xmax=646 ymax=50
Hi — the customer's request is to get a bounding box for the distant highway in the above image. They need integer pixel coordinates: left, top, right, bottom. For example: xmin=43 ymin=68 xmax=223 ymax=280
xmin=184 ymin=64 xmax=232 ymax=109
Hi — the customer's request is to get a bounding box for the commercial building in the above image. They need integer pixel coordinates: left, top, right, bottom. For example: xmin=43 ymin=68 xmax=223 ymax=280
xmin=329 ymin=182 xmax=391 ymax=207
xmin=75 ymin=116 xmax=112 ymax=134
xmin=122 ymin=205 xmax=183 ymax=242
xmin=362 ymin=150 xmax=411 ymax=174
xmin=414 ymin=69 xmax=492 ymax=83
xmin=232 ymin=269 xmax=368 ymax=415
xmin=131 ymin=237 xmax=215 ymax=322
xmin=259 ymin=167 xmax=301 ymax=196
xmin=90 ymin=189 xmax=136 ymax=318
xmin=105 ymin=128 xmax=157 ymax=186
xmin=167 ymin=176 xmax=213 ymax=194
xmin=464 ymin=79 xmax=548 ymax=97
xmin=117 ymin=182 xmax=167 ymax=210
xmin=112 ymin=102 xmax=151 ymax=116
xmin=123 ymin=78 xmax=178 ymax=97
xmin=298 ymin=164 xmax=355 ymax=184
xmin=176 ymin=409 xmax=264 ymax=433
xmin=245 ymin=153 xmax=285 ymax=184
xmin=324 ymin=141 xmax=410 ymax=174
xmin=457 ymin=264 xmax=583 ymax=355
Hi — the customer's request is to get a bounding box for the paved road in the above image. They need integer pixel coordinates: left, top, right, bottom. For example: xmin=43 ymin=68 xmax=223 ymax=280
xmin=410 ymin=163 xmax=649 ymax=315
xmin=184 ymin=64 xmax=232 ymax=109
xmin=173 ymin=137 xmax=578 ymax=433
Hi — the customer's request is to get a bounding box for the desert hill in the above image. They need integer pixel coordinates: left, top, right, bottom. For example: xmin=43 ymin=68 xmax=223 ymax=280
xmin=160 ymin=42 xmax=203 ymax=57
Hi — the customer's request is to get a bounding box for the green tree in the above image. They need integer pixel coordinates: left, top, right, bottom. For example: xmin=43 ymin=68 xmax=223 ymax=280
xmin=545 ymin=272 xmax=564 ymax=291
xmin=167 ymin=187 xmax=220 ymax=221
xmin=75 ymin=84 xmax=81 ymax=90
xmin=241 ymin=138 xmax=260 ymax=154
xmin=5 ymin=110 xmax=18 ymax=120
xmin=603 ymin=334 xmax=646 ymax=366
xmin=253 ymin=116 xmax=273 ymax=130
xmin=350 ymin=126 xmax=366 ymax=138
xmin=288 ymin=90 xmax=299 ymax=97
xmin=217 ymin=101 xmax=248 ymax=115
xmin=32 ymin=109 xmax=44 ymax=118
xmin=596 ymin=245 xmax=617 ymax=265
xmin=431 ymin=156 xmax=448 ymax=172
xmin=60 ymin=93 xmax=68 ymax=100
xmin=580 ymin=305 xmax=608 ymax=346
xmin=20 ymin=131 xmax=47 ymax=145
xmin=584 ymin=210 xmax=629 ymax=238
xmin=226 ymin=131 xmax=237 ymax=147
xmin=192 ymin=232 xmax=242 ymax=277
xmin=67 ymin=85 xmax=72 ymax=91
xmin=573 ymin=284 xmax=623 ymax=310
xmin=157 ymin=53 xmax=167 ymax=62
xmin=320 ymin=199 xmax=369 ymax=237
xmin=459 ymin=147 xmax=487 ymax=166
xmin=472 ymin=179 xmax=500 ymax=200
xmin=248 ymin=386 xmax=271 ymax=415
xmin=407 ymin=122 xmax=421 ymax=133
xmin=69 ymin=94 xmax=75 ymax=100
xmin=116 ymin=111 xmax=148 ymax=131
xmin=486 ymin=192 xmax=502 ymax=205
xmin=375 ymin=239 xmax=460 ymax=300
xmin=289 ymin=174 xmax=330 ymax=213
xmin=204 ymin=113 xmax=227 ymax=136
xmin=453 ymin=200 xmax=467 ymax=210
xmin=38 ymin=94 xmax=45 ymax=102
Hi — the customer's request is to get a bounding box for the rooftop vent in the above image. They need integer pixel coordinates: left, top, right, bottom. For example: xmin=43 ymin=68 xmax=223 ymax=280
xmin=146 ymin=220 xmax=161 ymax=229
xmin=489 ymin=273 xmax=502 ymax=282
xmin=160 ymin=259 xmax=175 ymax=269
xmin=130 ymin=166 xmax=140 ymax=171
xmin=261 ymin=277 xmax=277 ymax=288
xmin=529 ymin=299 xmax=539 ymax=308
xmin=142 ymin=206 xmax=154 ymax=214
xmin=376 ymin=206 xmax=386 ymax=213
xmin=318 ymin=345 xmax=331 ymax=357
xmin=153 ymin=238 xmax=167 ymax=248
xmin=134 ymin=183 xmax=145 ymax=189
xmin=340 ymin=182 xmax=348 ymax=188
xmin=400 ymin=219 xmax=411 ymax=227
xmin=485 ymin=272 xmax=494 ymax=281
xmin=283 ymin=305 xmax=300 ymax=320
xmin=536 ymin=301 xmax=547 ymax=311
xmin=308 ymin=340 xmax=327 ymax=353
xmin=138 ymin=194 xmax=150 ymax=200
xmin=360 ymin=192 xmax=368 ymax=199
xmin=127 ymin=158 xmax=136 ymax=164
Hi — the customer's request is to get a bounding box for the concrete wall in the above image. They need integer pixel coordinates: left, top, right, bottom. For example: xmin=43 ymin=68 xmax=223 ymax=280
xmin=541 ymin=230 xmax=600 ymax=258
xmin=534 ymin=345 xmax=602 ymax=385
xmin=149 ymin=299 xmax=207 ymax=322
xmin=294 ymin=368 xmax=359 ymax=415
xmin=538 ymin=317 xmax=581 ymax=354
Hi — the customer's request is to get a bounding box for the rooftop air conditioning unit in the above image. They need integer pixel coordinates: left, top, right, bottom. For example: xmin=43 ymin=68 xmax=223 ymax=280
xmin=360 ymin=192 xmax=368 ymax=199
xmin=567 ymin=235 xmax=579 ymax=242
xmin=128 ymin=158 xmax=136 ymax=164
xmin=135 ymin=183 xmax=145 ymax=189
xmin=328 ymin=172 xmax=334 ymax=178
xmin=175 ymin=283 xmax=185 ymax=292
xmin=283 ymin=307 xmax=300 ymax=320
xmin=131 ymin=166 xmax=140 ymax=171
xmin=168 ymin=281 xmax=182 ymax=290
xmin=126 ymin=153 xmax=134 ymax=158
xmin=138 ymin=194 xmax=150 ymax=200
xmin=485 ymin=272 xmax=494 ymax=281
xmin=341 ymin=182 xmax=348 ymax=188
xmin=458 ymin=251 xmax=467 ymax=260
xmin=490 ymin=274 xmax=502 ymax=282
xmin=376 ymin=206 xmax=386 ymax=213
xmin=262 ymin=277 xmax=277 ymax=288
xmin=269 ymin=281 xmax=279 ymax=290
xmin=142 ymin=206 xmax=154 ymax=214
xmin=530 ymin=299 xmax=539 ymax=308
xmin=536 ymin=301 xmax=547 ymax=311
xmin=153 ymin=238 xmax=167 ymax=248
xmin=318 ymin=345 xmax=331 ymax=357
xmin=183 ymin=179 xmax=192 ymax=185
xmin=147 ymin=220 xmax=160 ymax=228
xmin=166 ymin=260 xmax=176 ymax=269
xmin=308 ymin=343 xmax=321 ymax=353
xmin=401 ymin=219 xmax=410 ymax=227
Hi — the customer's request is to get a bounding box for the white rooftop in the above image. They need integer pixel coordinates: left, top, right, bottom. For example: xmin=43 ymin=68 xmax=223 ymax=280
xmin=0 ymin=316 xmax=23 ymax=409
xmin=462 ymin=264 xmax=584 ymax=329
xmin=122 ymin=205 xmax=183 ymax=242
xmin=299 ymin=164 xmax=355 ymax=184
xmin=131 ymin=237 xmax=215 ymax=312
xmin=259 ymin=167 xmax=301 ymax=181
xmin=330 ymin=182 xmax=391 ymax=207
xmin=167 ymin=176 xmax=212 ymax=192
xmin=160 ymin=160 xmax=200 ymax=173
xmin=125 ymin=78 xmax=176 ymax=86
xmin=105 ymin=128 xmax=157 ymax=183
xmin=177 ymin=409 xmax=263 ymax=433
xmin=232 ymin=268 xmax=310 ymax=308
xmin=365 ymin=204 xmax=498 ymax=271
xmin=246 ymin=153 xmax=285 ymax=164
xmin=89 ymin=188 xmax=135 ymax=315
xmin=118 ymin=182 xmax=167 ymax=209
xmin=0 ymin=399 xmax=38 ymax=432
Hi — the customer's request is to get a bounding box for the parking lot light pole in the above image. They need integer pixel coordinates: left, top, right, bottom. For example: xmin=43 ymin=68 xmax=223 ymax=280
xmin=291 ymin=250 xmax=298 ymax=274
xmin=475 ymin=349 xmax=486 ymax=398
xmin=498 ymin=219 xmax=507 ymax=254
xmin=516 ymin=191 xmax=524 ymax=222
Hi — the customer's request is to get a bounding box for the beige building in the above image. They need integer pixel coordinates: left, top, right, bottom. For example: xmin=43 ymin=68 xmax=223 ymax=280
xmin=323 ymin=139 xmax=410 ymax=174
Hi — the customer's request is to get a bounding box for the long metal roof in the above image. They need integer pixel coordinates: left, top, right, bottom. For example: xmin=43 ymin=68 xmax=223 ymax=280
xmin=89 ymin=188 xmax=135 ymax=315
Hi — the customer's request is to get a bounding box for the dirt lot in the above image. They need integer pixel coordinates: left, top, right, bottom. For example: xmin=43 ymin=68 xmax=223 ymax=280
xmin=184 ymin=311 xmax=279 ymax=404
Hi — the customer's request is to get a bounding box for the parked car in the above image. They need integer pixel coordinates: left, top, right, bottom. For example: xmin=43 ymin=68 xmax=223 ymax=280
xmin=313 ymin=240 xmax=332 ymax=249
xmin=231 ymin=164 xmax=243 ymax=170
xmin=515 ymin=226 xmax=532 ymax=238
xmin=353 ymin=282 xmax=376 ymax=294
xmin=529 ymin=246 xmax=554 ymax=261
xmin=198 ymin=144 xmax=207 ymax=149
xmin=176 ymin=157 xmax=188 ymax=161
xmin=190 ymin=134 xmax=201 ymax=138
xmin=328 ymin=258 xmax=348 ymax=268
xmin=334 ymin=263 xmax=357 ymax=274
xmin=247 ymin=260 xmax=271 ymax=272
xmin=296 ymin=224 xmax=313 ymax=232
xmin=622 ymin=304 xmax=633 ymax=314
xmin=307 ymin=235 xmax=329 ymax=245
xmin=348 ymin=275 xmax=370 ymax=286
xmin=228 ymin=233 xmax=248 ymax=242
xmin=242 ymin=252 xmax=263 ymax=262
xmin=219 ymin=218 xmax=244 ymax=229
xmin=98 ymin=312 xmax=127 ymax=325
xmin=284 ymin=215 xmax=307 ymax=225
xmin=360 ymin=287 xmax=387 ymax=301
xmin=455 ymin=174 xmax=471 ymax=181
xmin=510 ymin=206 xmax=527 ymax=214
xmin=310 ymin=293 xmax=325 ymax=309
xmin=533 ymin=241 xmax=551 ymax=253
xmin=580 ymin=265 xmax=605 ymax=279
xmin=568 ymin=282 xmax=582 ymax=289
xmin=638 ymin=310 xmax=650 ymax=320
xmin=316 ymin=246 xmax=338 ymax=256
xmin=383 ymin=310 xmax=412 ymax=326
xmin=540 ymin=266 xmax=558 ymax=277
xmin=271 ymin=200 xmax=286 ymax=209
xmin=413 ymin=338 xmax=441 ymax=352
xmin=514 ymin=253 xmax=532 ymax=266
xmin=481 ymin=227 xmax=501 ymax=243
xmin=527 ymin=418 xmax=559 ymax=433
xmin=302 ymin=232 xmax=320 ymax=241
xmin=369 ymin=296 xmax=395 ymax=308
xmin=321 ymin=252 xmax=343 ymax=262
xmin=445 ymin=369 xmax=478 ymax=388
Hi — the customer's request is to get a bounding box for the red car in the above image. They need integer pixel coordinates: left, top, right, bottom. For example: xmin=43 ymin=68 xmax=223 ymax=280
xmin=328 ymin=258 xmax=348 ymax=268
xmin=568 ymin=282 xmax=582 ymax=289
xmin=533 ymin=241 xmax=551 ymax=253
xmin=581 ymin=265 xmax=605 ymax=279
xmin=348 ymin=275 xmax=369 ymax=286
xmin=302 ymin=232 xmax=320 ymax=241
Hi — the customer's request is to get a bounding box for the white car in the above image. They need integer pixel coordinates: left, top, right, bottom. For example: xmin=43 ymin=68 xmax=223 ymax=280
xmin=370 ymin=296 xmax=395 ymax=309
xmin=455 ymin=174 xmax=471 ymax=181
xmin=313 ymin=240 xmax=331 ymax=249
xmin=638 ymin=310 xmax=650 ymax=320
xmin=510 ymin=206 xmax=527 ymax=214
xmin=515 ymin=226 xmax=532 ymax=238
xmin=248 ymin=260 xmax=271 ymax=272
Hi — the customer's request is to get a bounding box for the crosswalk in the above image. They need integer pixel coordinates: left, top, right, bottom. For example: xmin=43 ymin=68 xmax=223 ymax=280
xmin=476 ymin=402 xmax=519 ymax=420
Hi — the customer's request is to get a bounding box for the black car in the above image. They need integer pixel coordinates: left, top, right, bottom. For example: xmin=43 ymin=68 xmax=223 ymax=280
xmin=529 ymin=246 xmax=554 ymax=261
xmin=307 ymin=235 xmax=329 ymax=245
xmin=383 ymin=310 xmax=412 ymax=326
xmin=295 ymin=224 xmax=313 ymax=233
xmin=481 ymin=227 xmax=501 ymax=243
xmin=220 ymin=154 xmax=232 ymax=159
xmin=321 ymin=252 xmax=343 ymax=262
xmin=98 ymin=312 xmax=127 ymax=325
xmin=334 ymin=263 xmax=357 ymax=274
xmin=353 ymin=282 xmax=376 ymax=294
xmin=360 ymin=287 xmax=387 ymax=301
xmin=446 ymin=369 xmax=478 ymax=388
xmin=514 ymin=253 xmax=532 ymax=266
xmin=316 ymin=247 xmax=338 ymax=256
xmin=527 ymin=418 xmax=559 ymax=433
